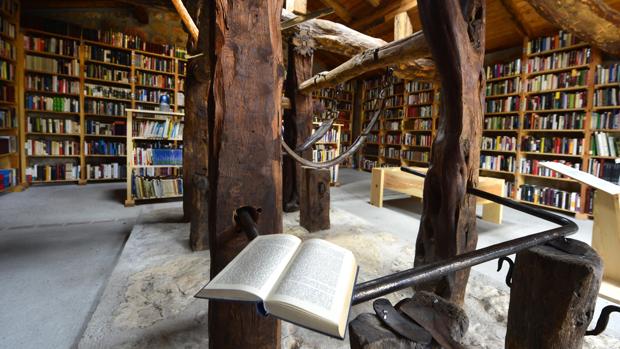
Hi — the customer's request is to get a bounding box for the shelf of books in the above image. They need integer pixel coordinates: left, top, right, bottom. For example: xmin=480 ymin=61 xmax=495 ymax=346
xmin=124 ymin=109 xmax=183 ymax=206
xmin=0 ymin=0 xmax=19 ymax=192
xmin=401 ymin=79 xmax=438 ymax=168
xmin=359 ymin=74 xmax=390 ymax=172
xmin=16 ymin=20 xmax=187 ymax=186
xmin=310 ymin=121 xmax=342 ymax=184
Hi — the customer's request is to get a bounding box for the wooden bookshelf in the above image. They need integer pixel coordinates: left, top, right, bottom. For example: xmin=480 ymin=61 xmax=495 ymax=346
xmin=124 ymin=109 xmax=184 ymax=206
xmin=15 ymin=23 xmax=187 ymax=186
xmin=310 ymin=121 xmax=342 ymax=185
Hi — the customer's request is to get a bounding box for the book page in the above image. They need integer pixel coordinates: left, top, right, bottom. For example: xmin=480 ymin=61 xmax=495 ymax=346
xmin=265 ymin=239 xmax=357 ymax=338
xmin=195 ymin=234 xmax=301 ymax=302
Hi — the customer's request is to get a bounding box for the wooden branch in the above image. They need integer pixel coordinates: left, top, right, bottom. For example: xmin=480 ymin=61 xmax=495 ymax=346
xmin=319 ymin=0 xmax=352 ymax=22
xmin=171 ymin=0 xmax=199 ymax=42
xmin=298 ymin=32 xmax=431 ymax=94
xmin=527 ymin=0 xmax=620 ymax=56
xmin=498 ymin=0 xmax=531 ymax=37
xmin=414 ymin=0 xmax=485 ymax=306
xmin=281 ymin=7 xmax=334 ymax=30
xmin=281 ymin=8 xmax=387 ymax=57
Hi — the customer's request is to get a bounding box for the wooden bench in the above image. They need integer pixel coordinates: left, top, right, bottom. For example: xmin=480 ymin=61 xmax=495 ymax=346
xmin=370 ymin=167 xmax=505 ymax=224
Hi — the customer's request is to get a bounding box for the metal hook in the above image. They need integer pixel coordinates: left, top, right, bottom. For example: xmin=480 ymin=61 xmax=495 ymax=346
xmin=496 ymin=256 xmax=514 ymax=287
xmin=586 ymin=305 xmax=620 ymax=336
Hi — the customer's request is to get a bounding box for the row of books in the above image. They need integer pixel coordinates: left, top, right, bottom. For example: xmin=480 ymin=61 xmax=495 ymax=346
xmin=405 ymin=81 xmax=433 ymax=92
xmin=383 ymin=109 xmax=403 ymax=120
xmin=480 ymin=154 xmax=515 ymax=172
xmin=27 ymin=117 xmax=79 ymax=134
xmin=135 ymin=72 xmax=174 ymax=89
xmin=380 ymin=147 xmax=400 ymax=159
xmin=312 ymin=87 xmax=353 ymax=100
xmin=24 ymin=35 xmax=78 ymax=57
xmin=481 ymin=135 xmax=517 ymax=151
xmin=526 ymin=30 xmax=581 ymax=55
xmin=484 ymin=115 xmax=519 ymax=130
xmin=0 ymin=168 xmax=17 ymax=190
xmin=132 ymin=176 xmax=183 ymax=200
xmin=85 ymin=45 xmax=132 ymax=66
xmin=525 ymin=48 xmax=591 ymax=73
xmin=132 ymin=119 xmax=183 ymax=139
xmin=1 ymin=0 xmax=18 ymax=16
xmin=85 ymin=100 xmax=127 ymax=116
xmin=0 ymin=135 xmax=16 ymax=153
xmin=407 ymin=105 xmax=433 ymax=118
xmin=591 ymin=111 xmax=620 ymax=130
xmin=523 ymin=112 xmax=584 ymax=130
xmin=0 ymin=84 xmax=14 ymax=102
xmin=312 ymin=146 xmax=337 ymax=162
xmin=593 ymin=87 xmax=619 ymax=107
xmin=526 ymin=71 xmax=588 ymax=92
xmin=25 ymin=55 xmax=79 ymax=76
xmin=83 ymin=29 xmax=181 ymax=58
xmin=385 ymin=82 xmax=404 ymax=96
xmin=25 ymin=96 xmax=80 ymax=112
xmin=407 ymin=92 xmax=432 ymax=105
xmin=487 ymin=77 xmax=519 ymax=96
xmin=486 ymin=58 xmax=521 ymax=79
xmin=402 ymin=150 xmax=429 ymax=162
xmin=26 ymin=163 xmax=80 ymax=182
xmin=384 ymin=120 xmax=400 ymax=131
xmin=0 ymin=16 xmax=15 ymax=39
xmin=485 ymin=96 xmax=520 ymax=113
xmin=133 ymin=147 xmax=182 ymax=166
xmin=0 ymin=37 xmax=15 ymax=60
xmin=84 ymin=83 xmax=131 ymax=100
xmin=135 ymin=89 xmax=172 ymax=104
xmin=85 ymin=120 xmax=126 ymax=136
xmin=403 ymin=118 xmax=432 ymax=130
xmin=519 ymin=159 xmax=579 ymax=178
xmin=84 ymin=140 xmax=126 ymax=155
xmin=26 ymin=75 xmax=79 ymax=94
xmin=0 ymin=109 xmax=16 ymax=128
xmin=590 ymin=132 xmax=619 ymax=157
xmin=517 ymin=184 xmax=581 ymax=212
xmin=85 ymin=64 xmax=130 ymax=83
xmin=403 ymin=133 xmax=431 ymax=147
xmin=526 ymin=91 xmax=586 ymax=110
xmin=385 ymin=95 xmax=404 ymax=108
xmin=360 ymin=159 xmax=378 ymax=171
xmin=363 ymin=76 xmax=402 ymax=90
xmin=595 ymin=64 xmax=619 ymax=85
xmin=521 ymin=136 xmax=583 ymax=155
xmin=24 ymin=139 xmax=79 ymax=156
xmin=587 ymin=159 xmax=620 ymax=185
xmin=383 ymin=133 xmax=402 ymax=145
xmin=366 ymin=133 xmax=379 ymax=143
xmin=133 ymin=167 xmax=181 ymax=177
xmin=86 ymin=162 xmax=125 ymax=180
xmin=0 ymin=60 xmax=13 ymax=80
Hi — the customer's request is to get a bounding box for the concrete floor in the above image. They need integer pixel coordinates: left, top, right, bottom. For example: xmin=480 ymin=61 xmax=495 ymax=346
xmin=0 ymin=170 xmax=617 ymax=348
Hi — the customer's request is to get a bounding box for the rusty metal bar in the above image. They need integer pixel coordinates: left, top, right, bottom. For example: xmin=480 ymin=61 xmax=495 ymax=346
xmin=350 ymin=167 xmax=578 ymax=305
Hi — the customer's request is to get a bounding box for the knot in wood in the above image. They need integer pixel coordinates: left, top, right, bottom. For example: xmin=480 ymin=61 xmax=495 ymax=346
xmin=292 ymin=30 xmax=315 ymax=56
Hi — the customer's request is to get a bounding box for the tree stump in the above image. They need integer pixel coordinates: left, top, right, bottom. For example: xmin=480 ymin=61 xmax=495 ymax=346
xmin=300 ymin=166 xmax=330 ymax=232
xmin=505 ymin=238 xmax=603 ymax=349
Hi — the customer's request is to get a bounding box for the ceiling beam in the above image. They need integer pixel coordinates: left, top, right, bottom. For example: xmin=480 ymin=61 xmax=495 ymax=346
xmin=318 ymin=0 xmax=352 ymax=23
xmin=285 ymin=0 xmax=307 ymax=14
xmin=365 ymin=0 xmax=381 ymax=7
xmin=498 ymin=0 xmax=532 ymax=37
xmin=350 ymin=0 xmax=417 ymax=32
xmin=393 ymin=12 xmax=412 ymax=41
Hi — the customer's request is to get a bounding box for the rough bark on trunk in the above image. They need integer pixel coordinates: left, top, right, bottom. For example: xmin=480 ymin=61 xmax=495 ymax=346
xmin=299 ymin=166 xmax=330 ymax=232
xmin=282 ymin=42 xmax=313 ymax=212
xmin=206 ymin=1 xmax=284 ymax=348
xmin=414 ymin=0 xmax=485 ymax=306
xmin=184 ymin=0 xmax=211 ymax=251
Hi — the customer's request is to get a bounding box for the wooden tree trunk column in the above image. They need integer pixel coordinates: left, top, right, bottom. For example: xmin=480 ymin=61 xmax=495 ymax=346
xmin=414 ymin=0 xmax=485 ymax=305
xmin=505 ymin=239 xmax=602 ymax=349
xmin=206 ymin=1 xmax=284 ymax=348
xmin=282 ymin=41 xmax=313 ymax=212
xmin=184 ymin=0 xmax=210 ymax=251
xmin=300 ymin=166 xmax=330 ymax=232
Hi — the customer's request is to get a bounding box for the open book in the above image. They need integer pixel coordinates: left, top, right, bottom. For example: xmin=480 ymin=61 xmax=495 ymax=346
xmin=195 ymin=234 xmax=358 ymax=339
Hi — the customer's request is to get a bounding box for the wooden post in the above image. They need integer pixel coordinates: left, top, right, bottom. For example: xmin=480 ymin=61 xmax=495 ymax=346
xmin=300 ymin=166 xmax=330 ymax=232
xmin=505 ymin=239 xmax=603 ymax=349
xmin=592 ymin=190 xmax=620 ymax=302
xmin=206 ymin=1 xmax=284 ymax=348
xmin=183 ymin=0 xmax=211 ymax=251
xmin=414 ymin=0 xmax=486 ymax=305
xmin=282 ymin=38 xmax=313 ymax=212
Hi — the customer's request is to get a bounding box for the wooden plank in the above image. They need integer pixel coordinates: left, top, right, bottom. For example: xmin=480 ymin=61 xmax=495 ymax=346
xmin=285 ymin=0 xmax=307 ymax=14
xmin=206 ymin=0 xmax=284 ymax=347
xmin=393 ymin=12 xmax=413 ymax=41
xmin=350 ymin=0 xmax=418 ymax=32
xmin=365 ymin=0 xmax=381 ymax=7
xmin=497 ymin=0 xmax=532 ymax=37
xmin=319 ymin=0 xmax=352 ymax=23
xmin=592 ymin=191 xmax=620 ymax=288
xmin=370 ymin=167 xmax=386 ymax=207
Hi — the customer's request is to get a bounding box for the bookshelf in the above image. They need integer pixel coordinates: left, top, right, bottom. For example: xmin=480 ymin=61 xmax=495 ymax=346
xmin=15 ymin=23 xmax=187 ymax=185
xmin=0 ymin=0 xmax=18 ymax=192
xmin=310 ymin=121 xmax=342 ymax=184
xmin=124 ymin=109 xmax=183 ymax=206
xmin=401 ymin=79 xmax=438 ymax=168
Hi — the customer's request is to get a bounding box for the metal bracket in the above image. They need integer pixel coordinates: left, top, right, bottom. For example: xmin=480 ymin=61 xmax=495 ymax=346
xmin=496 ymin=256 xmax=514 ymax=288
xmin=586 ymin=305 xmax=620 ymax=336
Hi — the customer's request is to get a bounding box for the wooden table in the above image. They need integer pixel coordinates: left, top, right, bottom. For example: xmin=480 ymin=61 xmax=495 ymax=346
xmin=370 ymin=166 xmax=505 ymax=224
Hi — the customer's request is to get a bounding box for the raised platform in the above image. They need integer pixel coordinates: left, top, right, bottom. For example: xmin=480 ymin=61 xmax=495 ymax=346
xmin=79 ymin=208 xmax=620 ymax=348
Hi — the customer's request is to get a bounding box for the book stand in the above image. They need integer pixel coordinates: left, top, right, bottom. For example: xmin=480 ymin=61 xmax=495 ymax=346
xmin=539 ymin=162 xmax=620 ymax=303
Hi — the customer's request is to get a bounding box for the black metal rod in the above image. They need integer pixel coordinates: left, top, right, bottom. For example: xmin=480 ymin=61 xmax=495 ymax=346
xmin=235 ymin=207 xmax=259 ymax=241
xmin=350 ymin=168 xmax=578 ymax=305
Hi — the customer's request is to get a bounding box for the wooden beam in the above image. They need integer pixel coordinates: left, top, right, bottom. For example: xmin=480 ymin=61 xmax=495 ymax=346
xmin=527 ymin=0 xmax=620 ymax=56
xmin=393 ymin=11 xmax=412 ymax=41
xmin=414 ymin=0 xmax=485 ymax=305
xmin=319 ymin=0 xmax=352 ymax=23
xmin=298 ymin=32 xmax=431 ymax=94
xmin=280 ymin=7 xmax=334 ymax=30
xmin=365 ymin=0 xmax=381 ymax=6
xmin=351 ymin=0 xmax=418 ymax=32
xmin=171 ymin=0 xmax=199 ymax=42
xmin=285 ymin=0 xmax=307 ymax=14
xmin=498 ymin=0 xmax=532 ymax=37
